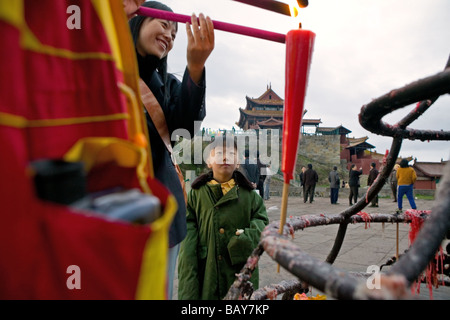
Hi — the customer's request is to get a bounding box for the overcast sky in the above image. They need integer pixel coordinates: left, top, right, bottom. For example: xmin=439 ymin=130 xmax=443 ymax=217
xmin=158 ymin=0 xmax=449 ymax=162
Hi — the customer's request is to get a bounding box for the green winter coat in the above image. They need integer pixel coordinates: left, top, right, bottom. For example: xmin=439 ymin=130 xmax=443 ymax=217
xmin=177 ymin=171 xmax=269 ymax=300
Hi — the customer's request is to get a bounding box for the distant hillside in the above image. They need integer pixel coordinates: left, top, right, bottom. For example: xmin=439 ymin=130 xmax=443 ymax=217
xmin=270 ymin=154 xmax=352 ymax=188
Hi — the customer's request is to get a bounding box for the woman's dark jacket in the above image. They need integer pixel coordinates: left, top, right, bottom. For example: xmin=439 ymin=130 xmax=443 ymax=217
xmin=303 ymin=168 xmax=318 ymax=186
xmin=130 ymin=32 xmax=207 ymax=247
xmin=348 ymin=169 xmax=363 ymax=187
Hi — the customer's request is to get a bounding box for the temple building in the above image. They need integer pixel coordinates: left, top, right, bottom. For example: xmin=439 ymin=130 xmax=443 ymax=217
xmin=234 ymin=85 xmax=404 ymax=174
xmin=235 ymin=85 xmax=321 ymax=131
xmin=412 ymin=160 xmax=448 ymax=190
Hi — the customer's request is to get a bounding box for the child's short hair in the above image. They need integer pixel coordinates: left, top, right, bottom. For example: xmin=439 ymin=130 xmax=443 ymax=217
xmin=205 ymin=136 xmax=239 ymax=166
xmin=208 ymin=136 xmax=238 ymax=152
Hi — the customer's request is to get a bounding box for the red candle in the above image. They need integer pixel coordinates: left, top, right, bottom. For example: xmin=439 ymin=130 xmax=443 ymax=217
xmin=282 ymin=29 xmax=315 ymax=183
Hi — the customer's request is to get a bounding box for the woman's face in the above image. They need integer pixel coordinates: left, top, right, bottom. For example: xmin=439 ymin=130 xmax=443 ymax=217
xmin=136 ymin=18 xmax=177 ymax=59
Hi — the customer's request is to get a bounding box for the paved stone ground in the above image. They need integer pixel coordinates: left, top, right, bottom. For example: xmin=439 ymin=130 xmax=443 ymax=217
xmin=173 ymin=193 xmax=450 ymax=300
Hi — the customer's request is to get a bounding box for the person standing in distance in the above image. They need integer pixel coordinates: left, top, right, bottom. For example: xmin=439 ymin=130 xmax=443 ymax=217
xmin=348 ymin=164 xmax=362 ymax=206
xmin=303 ymin=164 xmax=318 ymax=203
xmin=389 ymin=164 xmax=399 ymax=202
xmin=367 ymin=162 xmax=379 ymax=207
xmin=328 ymin=166 xmax=340 ymax=204
xmin=396 ymin=159 xmax=417 ymax=213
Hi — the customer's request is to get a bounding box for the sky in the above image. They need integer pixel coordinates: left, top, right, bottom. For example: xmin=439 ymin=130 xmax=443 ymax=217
xmin=158 ymin=0 xmax=449 ymax=162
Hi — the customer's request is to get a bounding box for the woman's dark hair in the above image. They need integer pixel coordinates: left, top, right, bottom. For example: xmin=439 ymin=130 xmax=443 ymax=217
xmin=400 ymin=159 xmax=409 ymax=168
xmin=128 ymin=1 xmax=178 ymax=101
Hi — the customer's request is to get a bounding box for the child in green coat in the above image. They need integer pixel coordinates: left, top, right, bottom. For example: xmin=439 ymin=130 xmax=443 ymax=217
xmin=177 ymin=137 xmax=269 ymax=300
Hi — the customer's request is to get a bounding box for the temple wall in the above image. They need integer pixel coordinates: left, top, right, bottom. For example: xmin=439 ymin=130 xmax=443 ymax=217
xmin=298 ymin=134 xmax=341 ymax=165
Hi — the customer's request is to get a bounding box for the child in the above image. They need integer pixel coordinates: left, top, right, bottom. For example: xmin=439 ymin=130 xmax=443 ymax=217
xmin=178 ymin=137 xmax=269 ymax=300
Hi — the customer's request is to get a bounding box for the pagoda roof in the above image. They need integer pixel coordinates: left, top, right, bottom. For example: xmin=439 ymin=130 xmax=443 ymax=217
xmin=367 ymin=152 xmax=412 ymax=163
xmin=413 ymin=161 xmax=448 ymax=178
xmin=257 ymin=117 xmax=284 ymax=127
xmin=346 ymin=136 xmax=375 ymax=149
xmin=255 ymin=86 xmax=283 ymax=101
xmin=316 ymin=125 xmax=351 ymax=135
xmin=302 ymin=118 xmax=322 ymax=126
xmin=237 ymin=108 xmax=318 ymax=128
xmin=245 ymin=86 xmax=284 ymax=108
xmin=239 ymin=108 xmax=283 ymax=118
xmin=246 ymin=96 xmax=283 ymax=106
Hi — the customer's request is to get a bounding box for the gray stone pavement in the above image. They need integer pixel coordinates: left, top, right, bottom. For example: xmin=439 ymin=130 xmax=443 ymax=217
xmin=173 ymin=193 xmax=450 ymax=300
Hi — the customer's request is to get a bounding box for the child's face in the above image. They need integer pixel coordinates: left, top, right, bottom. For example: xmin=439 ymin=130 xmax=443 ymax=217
xmin=208 ymin=146 xmax=238 ymax=183
xmin=137 ymin=18 xmax=177 ymax=59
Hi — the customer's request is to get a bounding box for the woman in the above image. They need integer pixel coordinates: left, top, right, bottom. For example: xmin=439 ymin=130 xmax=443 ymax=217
xmin=129 ymin=1 xmax=215 ymax=299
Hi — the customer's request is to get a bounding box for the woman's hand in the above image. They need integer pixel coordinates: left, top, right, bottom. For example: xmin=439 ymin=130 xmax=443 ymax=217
xmin=123 ymin=0 xmax=145 ymax=19
xmin=186 ymin=13 xmax=215 ymax=84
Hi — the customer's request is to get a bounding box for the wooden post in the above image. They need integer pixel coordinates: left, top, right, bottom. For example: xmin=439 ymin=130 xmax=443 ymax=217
xmin=396 ymin=222 xmax=399 ymax=259
xmin=277 ymin=182 xmax=290 ymax=272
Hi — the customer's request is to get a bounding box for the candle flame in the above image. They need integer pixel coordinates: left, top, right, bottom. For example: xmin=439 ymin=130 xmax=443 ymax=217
xmin=288 ymin=2 xmax=299 ymax=17
xmin=287 ymin=0 xmax=302 ymax=28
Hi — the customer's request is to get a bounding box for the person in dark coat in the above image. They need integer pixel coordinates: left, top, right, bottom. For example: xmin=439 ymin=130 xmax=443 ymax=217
xmin=367 ymin=162 xmax=379 ymax=207
xmin=348 ymin=164 xmax=362 ymax=205
xmin=129 ymin=1 xmax=215 ymax=299
xmin=240 ymin=149 xmax=260 ymax=189
xmin=303 ymin=164 xmax=318 ymax=203
xmin=256 ymin=152 xmax=266 ymax=198
xmin=328 ymin=166 xmax=340 ymax=204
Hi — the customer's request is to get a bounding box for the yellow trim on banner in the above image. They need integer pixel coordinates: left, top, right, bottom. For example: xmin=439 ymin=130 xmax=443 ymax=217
xmin=63 ymin=137 xmax=151 ymax=194
xmin=118 ymin=82 xmax=143 ymax=136
xmin=0 ymin=0 xmax=114 ymax=62
xmin=135 ymin=193 xmax=178 ymax=300
xmin=0 ymin=0 xmax=24 ymax=28
xmin=0 ymin=112 xmax=129 ymax=129
xmin=91 ymin=0 xmax=125 ymax=71
xmin=92 ymin=0 xmax=155 ymax=179
xmin=21 ymin=26 xmax=115 ymax=61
